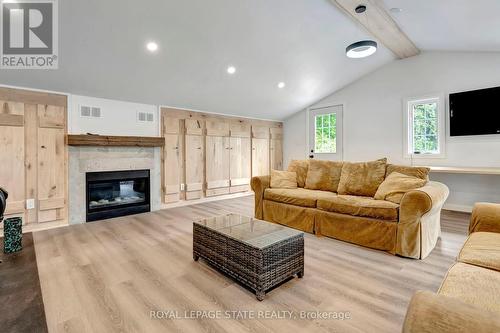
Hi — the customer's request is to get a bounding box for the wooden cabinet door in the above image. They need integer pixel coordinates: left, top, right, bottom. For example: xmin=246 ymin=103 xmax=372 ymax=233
xmin=185 ymin=134 xmax=204 ymax=200
xmin=229 ymin=122 xmax=251 ymax=138
xmin=37 ymin=105 xmax=66 ymax=223
xmin=206 ymin=119 xmax=230 ymax=136
xmin=185 ymin=119 xmax=205 ymax=200
xmin=269 ymin=127 xmax=283 ymax=170
xmin=0 ymin=101 xmax=25 ymax=218
xmin=252 ymin=138 xmax=270 ymax=177
xmin=230 ymin=137 xmax=251 ymax=190
xmin=162 ymin=117 xmax=182 ymax=203
xmin=270 ymin=139 xmax=283 ymax=171
xmin=206 ymin=136 xmax=230 ymax=196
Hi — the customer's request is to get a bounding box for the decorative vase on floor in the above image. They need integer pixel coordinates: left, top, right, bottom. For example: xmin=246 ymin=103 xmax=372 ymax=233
xmin=3 ymin=217 xmax=22 ymax=254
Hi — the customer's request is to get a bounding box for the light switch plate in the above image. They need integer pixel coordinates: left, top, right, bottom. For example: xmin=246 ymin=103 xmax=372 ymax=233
xmin=26 ymin=199 xmax=35 ymax=210
xmin=180 ymin=183 xmax=185 ymax=191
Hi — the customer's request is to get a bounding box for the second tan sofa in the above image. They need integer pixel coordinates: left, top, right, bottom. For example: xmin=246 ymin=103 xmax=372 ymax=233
xmin=402 ymin=202 xmax=500 ymax=332
xmin=251 ymin=159 xmax=449 ymax=259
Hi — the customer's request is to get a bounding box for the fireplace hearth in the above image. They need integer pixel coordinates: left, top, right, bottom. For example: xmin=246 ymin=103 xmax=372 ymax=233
xmin=86 ymin=169 xmax=150 ymax=222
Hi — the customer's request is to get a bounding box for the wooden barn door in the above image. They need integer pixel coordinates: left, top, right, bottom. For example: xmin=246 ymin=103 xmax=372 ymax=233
xmin=251 ymin=126 xmax=270 ymax=177
xmin=0 ymin=87 xmax=67 ymax=227
xmin=270 ymin=127 xmax=283 ymax=171
xmin=184 ymin=119 xmax=205 ymax=200
xmin=229 ymin=122 xmax=251 ymax=193
xmin=162 ymin=116 xmax=182 ymax=203
xmin=205 ymin=119 xmax=230 ymax=197
xmin=0 ymin=101 xmax=25 ymax=220
xmin=37 ymin=105 xmax=66 ymax=223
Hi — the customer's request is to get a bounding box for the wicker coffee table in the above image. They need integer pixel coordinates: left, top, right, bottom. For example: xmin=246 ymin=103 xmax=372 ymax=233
xmin=193 ymin=213 xmax=304 ymax=301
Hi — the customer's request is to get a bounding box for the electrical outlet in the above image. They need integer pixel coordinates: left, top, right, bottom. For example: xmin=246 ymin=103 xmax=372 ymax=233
xmin=180 ymin=183 xmax=185 ymax=191
xmin=26 ymin=199 xmax=35 ymax=210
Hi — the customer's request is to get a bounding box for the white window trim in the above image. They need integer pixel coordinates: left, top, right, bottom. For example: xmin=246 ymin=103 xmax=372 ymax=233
xmin=403 ymin=94 xmax=446 ymax=159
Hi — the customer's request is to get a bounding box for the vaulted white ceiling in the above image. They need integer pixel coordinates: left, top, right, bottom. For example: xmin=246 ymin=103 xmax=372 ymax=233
xmin=0 ymin=0 xmax=394 ymax=120
xmin=1 ymin=1 xmax=498 ymax=120
xmin=382 ymin=0 xmax=500 ymax=52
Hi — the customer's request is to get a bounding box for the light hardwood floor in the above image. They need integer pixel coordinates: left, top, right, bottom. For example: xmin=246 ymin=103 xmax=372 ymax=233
xmin=34 ymin=195 xmax=470 ymax=333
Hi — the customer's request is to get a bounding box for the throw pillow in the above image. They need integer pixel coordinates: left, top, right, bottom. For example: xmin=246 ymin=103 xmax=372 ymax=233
xmin=337 ymin=158 xmax=388 ymax=197
xmin=386 ymin=164 xmax=430 ymax=180
xmin=287 ymin=160 xmax=309 ymax=188
xmin=270 ymin=170 xmax=298 ymax=189
xmin=375 ymin=172 xmax=428 ymax=204
xmin=304 ymin=160 xmax=344 ymax=192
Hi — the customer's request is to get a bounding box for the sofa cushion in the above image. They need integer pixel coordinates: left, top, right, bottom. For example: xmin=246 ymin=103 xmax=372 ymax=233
xmin=439 ymin=262 xmax=500 ymax=313
xmin=264 ymin=188 xmax=337 ymax=208
xmin=317 ymin=195 xmax=399 ymax=221
xmin=337 ymin=158 xmax=387 ymax=197
xmin=386 ymin=164 xmax=430 ymax=180
xmin=270 ymin=170 xmax=297 ymax=189
xmin=458 ymin=232 xmax=500 ymax=272
xmin=403 ymin=291 xmax=500 ymax=333
xmin=304 ymin=160 xmax=343 ymax=192
xmin=287 ymin=160 xmax=309 ymax=188
xmin=374 ymin=172 xmax=427 ymax=204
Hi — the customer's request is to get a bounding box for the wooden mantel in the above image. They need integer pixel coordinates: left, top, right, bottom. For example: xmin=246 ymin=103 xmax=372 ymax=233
xmin=66 ymin=134 xmax=164 ymax=147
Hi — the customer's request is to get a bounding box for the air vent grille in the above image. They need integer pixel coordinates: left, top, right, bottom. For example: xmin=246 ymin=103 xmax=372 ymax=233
xmin=91 ymin=107 xmax=101 ymax=118
xmin=80 ymin=106 xmax=91 ymax=117
xmin=80 ymin=105 xmax=102 ymax=118
xmin=138 ymin=111 xmax=154 ymax=122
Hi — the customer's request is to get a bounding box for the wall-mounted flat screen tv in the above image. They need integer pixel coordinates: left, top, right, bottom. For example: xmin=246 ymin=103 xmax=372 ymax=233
xmin=449 ymin=86 xmax=500 ymax=136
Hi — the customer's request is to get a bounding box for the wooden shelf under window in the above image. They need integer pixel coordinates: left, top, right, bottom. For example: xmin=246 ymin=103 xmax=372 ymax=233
xmin=66 ymin=135 xmax=164 ymax=147
xmin=421 ymin=166 xmax=500 ymax=175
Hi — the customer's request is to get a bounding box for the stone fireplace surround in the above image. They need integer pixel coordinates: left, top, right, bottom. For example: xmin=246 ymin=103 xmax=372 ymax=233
xmin=69 ymin=146 xmax=161 ymax=224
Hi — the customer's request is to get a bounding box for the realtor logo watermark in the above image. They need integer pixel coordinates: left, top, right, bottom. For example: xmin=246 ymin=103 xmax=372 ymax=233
xmin=1 ymin=0 xmax=58 ymax=69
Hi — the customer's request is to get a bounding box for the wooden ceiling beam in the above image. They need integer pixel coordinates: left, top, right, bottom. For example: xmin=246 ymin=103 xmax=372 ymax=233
xmin=331 ymin=0 xmax=420 ymax=59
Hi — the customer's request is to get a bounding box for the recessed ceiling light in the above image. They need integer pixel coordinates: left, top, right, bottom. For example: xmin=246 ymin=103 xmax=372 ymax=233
xmin=146 ymin=42 xmax=158 ymax=52
xmin=390 ymin=7 xmax=403 ymax=13
xmin=227 ymin=66 xmax=236 ymax=74
xmin=346 ymin=40 xmax=377 ymax=58
xmin=278 ymin=82 xmax=286 ymax=89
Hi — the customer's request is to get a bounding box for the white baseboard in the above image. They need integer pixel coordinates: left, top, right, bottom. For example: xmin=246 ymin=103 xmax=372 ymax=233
xmin=160 ymin=192 xmax=253 ymax=210
xmin=443 ymin=203 xmax=473 ymax=213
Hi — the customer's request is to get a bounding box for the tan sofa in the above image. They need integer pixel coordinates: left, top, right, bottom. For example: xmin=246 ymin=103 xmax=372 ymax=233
xmin=251 ymin=160 xmax=450 ymax=259
xmin=403 ymin=202 xmax=500 ymax=332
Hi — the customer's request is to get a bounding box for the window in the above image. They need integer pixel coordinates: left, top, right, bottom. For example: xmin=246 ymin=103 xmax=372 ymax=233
xmin=405 ymin=96 xmax=445 ymax=157
xmin=314 ymin=113 xmax=337 ymax=153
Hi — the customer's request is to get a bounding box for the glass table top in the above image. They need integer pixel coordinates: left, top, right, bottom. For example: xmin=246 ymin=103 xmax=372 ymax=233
xmin=193 ymin=214 xmax=303 ymax=249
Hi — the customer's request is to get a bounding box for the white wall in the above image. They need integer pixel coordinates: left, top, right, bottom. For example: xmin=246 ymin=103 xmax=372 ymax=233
xmin=284 ymin=52 xmax=500 ymax=211
xmin=69 ymin=95 xmax=160 ymax=136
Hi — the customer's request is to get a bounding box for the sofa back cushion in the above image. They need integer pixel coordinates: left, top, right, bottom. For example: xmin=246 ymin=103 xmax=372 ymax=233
xmin=287 ymin=160 xmax=309 ymax=188
xmin=304 ymin=160 xmax=343 ymax=192
xmin=270 ymin=170 xmax=298 ymax=189
xmin=337 ymin=158 xmax=387 ymax=197
xmin=374 ymin=172 xmax=427 ymax=204
xmin=386 ymin=164 xmax=430 ymax=180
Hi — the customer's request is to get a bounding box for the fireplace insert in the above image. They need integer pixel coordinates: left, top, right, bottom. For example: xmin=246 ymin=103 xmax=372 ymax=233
xmin=86 ymin=169 xmax=150 ymax=222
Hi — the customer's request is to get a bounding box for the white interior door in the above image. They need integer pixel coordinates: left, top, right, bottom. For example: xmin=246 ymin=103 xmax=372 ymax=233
xmin=308 ymin=105 xmax=343 ymax=161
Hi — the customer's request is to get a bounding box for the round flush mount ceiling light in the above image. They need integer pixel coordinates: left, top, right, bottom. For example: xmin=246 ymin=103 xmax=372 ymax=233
xmin=227 ymin=66 xmax=236 ymax=74
xmin=346 ymin=40 xmax=377 ymax=58
xmin=277 ymin=82 xmax=286 ymax=89
xmin=355 ymin=5 xmax=367 ymax=13
xmin=146 ymin=41 xmax=158 ymax=52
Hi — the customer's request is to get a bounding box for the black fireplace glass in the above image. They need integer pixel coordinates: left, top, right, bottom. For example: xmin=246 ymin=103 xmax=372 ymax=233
xmin=86 ymin=170 xmax=150 ymax=222
xmin=88 ymin=179 xmax=146 ymax=209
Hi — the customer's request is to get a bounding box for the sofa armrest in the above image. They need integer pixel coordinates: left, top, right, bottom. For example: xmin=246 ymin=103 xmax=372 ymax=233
xmin=403 ymin=291 xmax=500 ymax=333
xmin=469 ymin=202 xmax=500 ymax=234
xmin=251 ymin=176 xmax=270 ymax=219
xmin=397 ymin=181 xmax=449 ymax=258
xmin=400 ymin=181 xmax=450 ymax=217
